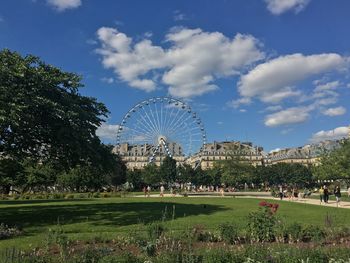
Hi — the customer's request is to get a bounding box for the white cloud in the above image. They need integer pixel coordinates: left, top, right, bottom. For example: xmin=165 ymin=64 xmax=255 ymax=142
xmin=96 ymin=123 xmax=119 ymax=141
xmin=238 ymin=53 xmax=344 ymax=103
xmin=264 ymin=0 xmax=311 ymax=15
xmin=239 ymin=109 xmax=247 ymax=113
xmin=173 ymin=10 xmax=187 ymax=21
xmin=227 ymin=97 xmax=251 ymax=108
xmin=47 ymin=0 xmax=81 ymax=11
xmin=101 ymin=77 xmax=114 ymax=84
xmin=265 ymin=105 xmax=283 ymax=112
xmin=322 ymin=106 xmax=346 ymax=116
xmin=310 ymin=126 xmax=349 ymax=143
xmin=264 ymin=107 xmax=311 ymax=127
xmin=314 ymin=80 xmax=340 ymax=92
xmin=96 ymin=27 xmax=264 ymax=98
xmin=260 ymin=87 xmax=301 ymax=103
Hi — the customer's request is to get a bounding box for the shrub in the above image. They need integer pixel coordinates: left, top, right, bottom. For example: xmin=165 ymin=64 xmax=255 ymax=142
xmin=12 ymin=194 xmax=20 ymax=200
xmin=147 ymin=221 xmax=165 ymax=240
xmin=247 ymin=207 xmax=276 ymax=242
xmin=52 ymin=193 xmax=64 ymax=199
xmin=102 ymin=193 xmax=110 ymax=198
xmin=302 ymin=225 xmax=326 ymax=243
xmin=218 ymin=222 xmax=239 ymax=244
xmin=93 ymin=192 xmax=100 ymax=198
xmin=34 ymin=194 xmax=44 ymax=199
xmin=78 ymin=193 xmax=88 ymax=198
xmin=0 ymin=223 xmax=21 ymax=240
xmin=65 ymin=194 xmax=74 ymax=199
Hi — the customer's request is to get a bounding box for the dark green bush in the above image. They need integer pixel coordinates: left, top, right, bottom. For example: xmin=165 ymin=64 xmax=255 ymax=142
xmin=65 ymin=194 xmax=74 ymax=199
xmin=93 ymin=192 xmax=100 ymax=198
xmin=147 ymin=221 xmax=165 ymax=240
xmin=302 ymin=225 xmax=326 ymax=242
xmin=218 ymin=222 xmax=239 ymax=244
xmin=0 ymin=223 xmax=21 ymax=240
xmin=247 ymin=207 xmax=276 ymax=242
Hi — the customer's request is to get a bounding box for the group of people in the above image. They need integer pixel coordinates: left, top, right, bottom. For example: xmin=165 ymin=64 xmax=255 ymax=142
xmin=277 ymin=186 xmax=311 ymax=200
xmin=319 ymin=185 xmax=341 ymax=205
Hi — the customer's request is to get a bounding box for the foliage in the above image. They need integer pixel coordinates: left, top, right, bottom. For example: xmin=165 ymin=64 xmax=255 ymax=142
xmin=176 ymin=164 xmax=196 ymax=183
xmin=126 ymin=169 xmax=143 ymax=189
xmin=219 ymin=155 xmax=255 ymax=186
xmin=159 ymin=156 xmax=177 ymax=183
xmin=246 ymin=207 xmax=277 ymax=242
xmin=0 ymin=223 xmax=21 ymax=240
xmin=0 ymin=158 xmax=24 ymax=194
xmin=142 ymin=163 xmax=160 ymax=185
xmin=314 ymin=139 xmax=350 ymax=181
xmin=147 ymin=221 xmax=165 ymax=240
xmin=0 ymin=49 xmax=108 ymax=168
xmin=0 ymin=49 xmax=126 ymax=193
xmin=218 ymin=222 xmax=239 ymax=244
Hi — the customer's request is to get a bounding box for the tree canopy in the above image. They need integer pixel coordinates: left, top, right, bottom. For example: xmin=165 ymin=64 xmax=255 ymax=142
xmin=313 ymin=139 xmax=350 ymax=181
xmin=0 ymin=49 xmax=108 ymax=168
xmin=0 ymin=49 xmax=126 ymax=193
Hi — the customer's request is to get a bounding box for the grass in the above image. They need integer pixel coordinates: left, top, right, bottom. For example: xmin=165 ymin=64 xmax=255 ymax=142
xmin=1 ymin=196 xmax=350 ymax=251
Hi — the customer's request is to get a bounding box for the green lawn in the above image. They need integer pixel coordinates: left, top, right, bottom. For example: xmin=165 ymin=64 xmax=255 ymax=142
xmin=1 ymin=196 xmax=350 ymax=251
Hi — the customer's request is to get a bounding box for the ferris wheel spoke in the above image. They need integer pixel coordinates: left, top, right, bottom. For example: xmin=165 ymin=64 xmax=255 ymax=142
xmin=133 ymin=121 xmax=157 ymax=143
xmin=171 ymin=129 xmax=202 ymax=141
xmin=134 ymin=106 xmax=156 ymax=133
xmin=153 ymin=102 xmax=162 ymax=135
xmin=122 ymin=125 xmax=154 ymax=143
xmin=142 ymin=103 xmax=160 ymax=136
xmin=148 ymin=103 xmax=161 ymax=136
xmin=167 ymin=109 xmax=188 ymax=136
xmin=132 ymin=118 xmax=155 ymax=137
xmin=163 ymin=102 xmax=175 ymax=136
xmin=160 ymin=101 xmax=164 ymax=135
xmin=165 ymin=105 xmax=182 ymax=134
xmin=134 ymin=110 xmax=158 ymax=139
xmin=167 ymin=113 xmax=195 ymax=137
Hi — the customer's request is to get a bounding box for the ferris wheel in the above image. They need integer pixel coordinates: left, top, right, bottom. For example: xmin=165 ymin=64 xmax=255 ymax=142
xmin=116 ymin=97 xmax=206 ymax=161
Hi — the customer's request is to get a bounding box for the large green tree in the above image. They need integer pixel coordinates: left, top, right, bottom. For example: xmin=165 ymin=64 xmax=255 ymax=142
xmin=314 ymin=139 xmax=350 ymax=181
xmin=159 ymin=156 xmax=177 ymax=183
xmin=0 ymin=49 xmax=127 ymax=193
xmin=0 ymin=49 xmax=108 ymax=169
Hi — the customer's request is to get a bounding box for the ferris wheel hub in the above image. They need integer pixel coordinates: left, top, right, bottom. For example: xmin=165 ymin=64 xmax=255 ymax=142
xmin=158 ymin=135 xmax=167 ymax=144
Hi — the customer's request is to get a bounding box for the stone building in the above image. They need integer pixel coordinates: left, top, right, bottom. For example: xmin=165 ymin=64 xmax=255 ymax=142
xmin=113 ymin=142 xmax=185 ymax=170
xmin=188 ymin=141 xmax=266 ymax=170
xmin=266 ymin=140 xmax=342 ymax=166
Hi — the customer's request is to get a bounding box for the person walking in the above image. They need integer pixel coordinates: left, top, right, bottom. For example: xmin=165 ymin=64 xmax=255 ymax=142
xmin=147 ymin=185 xmax=151 ymax=197
xmin=278 ymin=185 xmax=283 ymax=200
xmin=334 ymin=185 xmax=341 ymax=206
xmin=160 ymin=185 xmax=165 ymax=197
xmin=319 ymin=186 xmax=324 ymax=204
xmin=323 ymin=185 xmax=329 ymax=203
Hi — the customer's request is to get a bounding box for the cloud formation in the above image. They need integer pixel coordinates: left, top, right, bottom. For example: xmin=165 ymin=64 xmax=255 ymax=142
xmin=238 ymin=53 xmax=344 ymax=103
xmin=264 ymin=0 xmax=311 ymax=15
xmin=264 ymin=107 xmax=311 ymax=127
xmin=310 ymin=126 xmax=349 ymax=143
xmin=96 ymin=123 xmax=120 ymax=141
xmin=96 ymin=27 xmax=264 ymax=98
xmin=47 ymin=0 xmax=81 ymax=11
xmin=322 ymin=106 xmax=346 ymax=116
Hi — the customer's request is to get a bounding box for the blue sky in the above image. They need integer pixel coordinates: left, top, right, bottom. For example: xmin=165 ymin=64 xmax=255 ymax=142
xmin=1 ymin=0 xmax=350 ymax=152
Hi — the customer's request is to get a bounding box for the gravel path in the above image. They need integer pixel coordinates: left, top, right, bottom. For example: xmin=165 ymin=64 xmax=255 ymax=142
xmin=137 ymin=192 xmax=350 ymax=209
